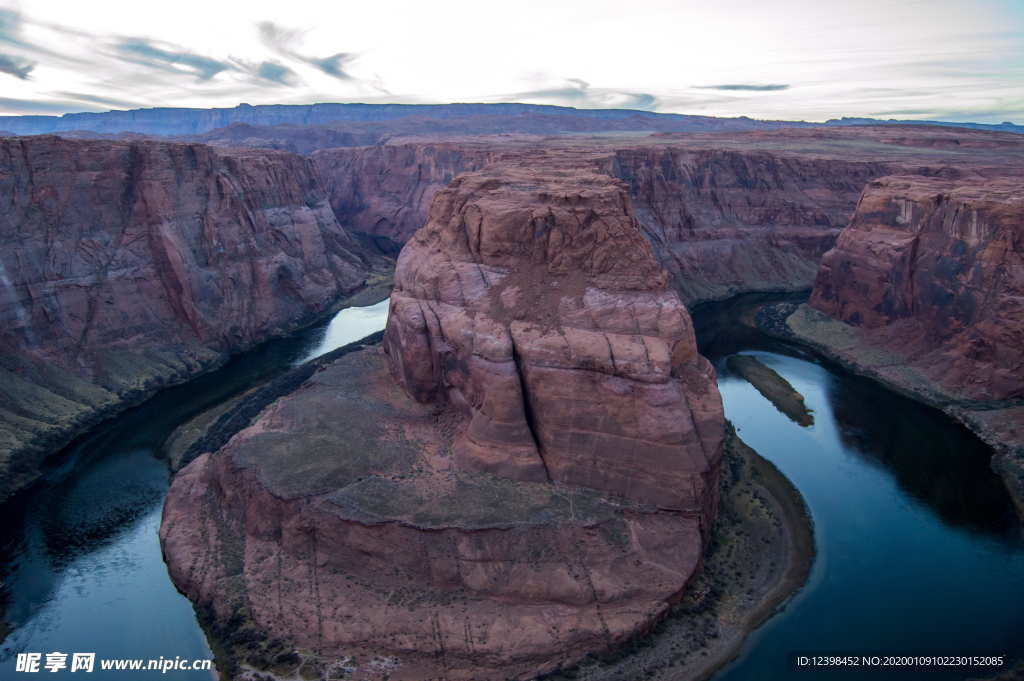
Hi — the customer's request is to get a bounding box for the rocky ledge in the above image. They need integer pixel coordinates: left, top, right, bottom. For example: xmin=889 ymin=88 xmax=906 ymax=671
xmin=780 ymin=175 xmax=1024 ymax=517
xmin=161 ymin=160 xmax=727 ymax=679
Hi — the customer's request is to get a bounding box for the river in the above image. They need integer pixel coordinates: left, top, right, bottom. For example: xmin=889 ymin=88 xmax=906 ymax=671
xmin=1 ymin=293 xmax=1021 ymax=680
xmin=692 ymin=295 xmax=1024 ymax=680
xmin=0 ymin=299 xmax=390 ymax=679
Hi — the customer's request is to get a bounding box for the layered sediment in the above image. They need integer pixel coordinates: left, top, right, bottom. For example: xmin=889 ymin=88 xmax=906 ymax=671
xmin=314 ymin=143 xmax=500 ymax=249
xmin=314 ymin=140 xmax=890 ymax=305
xmin=607 ymin=147 xmax=894 ymax=304
xmin=0 ymin=136 xmax=378 ymax=501
xmin=312 ymin=127 xmax=1024 ymax=308
xmin=161 ymin=159 xmax=728 ymax=680
xmin=787 ymin=175 xmax=1024 ymax=514
xmin=384 ymin=163 xmax=725 ymax=511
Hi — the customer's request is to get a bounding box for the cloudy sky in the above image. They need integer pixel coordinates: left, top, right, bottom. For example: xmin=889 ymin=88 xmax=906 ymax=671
xmin=0 ymin=0 xmax=1021 ymax=123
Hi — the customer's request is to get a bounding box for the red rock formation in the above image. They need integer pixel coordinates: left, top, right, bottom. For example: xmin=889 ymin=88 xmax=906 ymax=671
xmin=794 ymin=174 xmax=1024 ymax=517
xmin=161 ymin=159 xmax=724 ymax=680
xmin=608 ymin=147 xmax=896 ymax=303
xmin=385 ymin=162 xmax=723 ymax=511
xmin=809 ymin=175 xmax=1023 ymax=402
xmin=314 ymin=143 xmax=500 ymax=248
xmin=0 ymin=135 xmax=375 ymax=500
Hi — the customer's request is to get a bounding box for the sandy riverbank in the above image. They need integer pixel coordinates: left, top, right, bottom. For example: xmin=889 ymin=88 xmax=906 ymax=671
xmin=726 ymin=355 xmax=814 ymax=427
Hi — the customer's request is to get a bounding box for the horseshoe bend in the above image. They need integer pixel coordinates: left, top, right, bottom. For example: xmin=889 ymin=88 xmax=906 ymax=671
xmin=1 ymin=106 xmax=1022 ymax=681
xmin=160 ymin=158 xmax=735 ymax=680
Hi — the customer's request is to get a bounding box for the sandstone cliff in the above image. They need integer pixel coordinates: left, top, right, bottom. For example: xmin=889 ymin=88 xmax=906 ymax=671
xmin=313 ymin=143 xmax=500 ymax=250
xmin=161 ymin=159 xmax=725 ymax=680
xmin=0 ymin=136 xmax=376 ymax=500
xmin=385 ymin=162 xmax=724 ymax=511
xmin=809 ymin=175 xmax=1022 ymax=403
xmin=608 ymin=147 xmax=895 ymax=303
xmin=791 ymin=174 xmax=1024 ymax=514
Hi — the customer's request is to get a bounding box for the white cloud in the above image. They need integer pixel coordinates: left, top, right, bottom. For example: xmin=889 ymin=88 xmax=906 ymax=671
xmin=0 ymin=0 xmax=1020 ymax=122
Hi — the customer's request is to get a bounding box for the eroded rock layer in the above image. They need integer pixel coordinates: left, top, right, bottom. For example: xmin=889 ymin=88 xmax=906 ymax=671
xmin=795 ymin=174 xmax=1024 ymax=515
xmin=607 ymin=147 xmax=895 ymax=303
xmin=314 ymin=143 xmax=499 ymax=248
xmin=809 ymin=175 xmax=1023 ymax=402
xmin=385 ymin=162 xmax=724 ymax=513
xmin=0 ymin=136 xmax=375 ymax=500
xmin=162 ymin=160 xmax=725 ymax=680
xmin=313 ymin=127 xmax=1024 ymax=307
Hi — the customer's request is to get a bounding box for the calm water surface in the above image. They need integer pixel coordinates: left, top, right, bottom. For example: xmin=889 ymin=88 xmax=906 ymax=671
xmin=1 ymin=293 xmax=1020 ymax=681
xmin=694 ymin=296 xmax=1024 ymax=681
xmin=0 ymin=300 xmax=391 ymax=679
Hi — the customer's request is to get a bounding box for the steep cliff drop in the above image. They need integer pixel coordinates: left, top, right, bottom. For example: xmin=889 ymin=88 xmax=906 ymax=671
xmin=313 ymin=143 xmax=500 ymax=251
xmin=783 ymin=175 xmax=1024 ymax=515
xmin=607 ymin=147 xmax=894 ymax=304
xmin=0 ymin=136 xmax=379 ymax=501
xmin=160 ymin=159 xmax=726 ymax=680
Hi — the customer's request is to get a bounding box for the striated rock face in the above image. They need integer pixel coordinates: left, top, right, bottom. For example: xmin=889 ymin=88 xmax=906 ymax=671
xmin=385 ymin=163 xmax=724 ymax=511
xmin=794 ymin=174 xmax=1024 ymax=518
xmin=809 ymin=175 xmax=1023 ymax=402
xmin=314 ymin=143 xmax=500 ymax=249
xmin=162 ymin=160 xmax=725 ymax=680
xmin=310 ymin=138 xmax=903 ymax=306
xmin=608 ymin=147 xmax=895 ymax=303
xmin=0 ymin=136 xmax=375 ymax=500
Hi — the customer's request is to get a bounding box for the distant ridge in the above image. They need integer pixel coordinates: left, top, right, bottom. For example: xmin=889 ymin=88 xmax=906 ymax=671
xmin=0 ymin=102 xmax=1018 ymax=137
xmin=824 ymin=116 xmax=1022 ymax=134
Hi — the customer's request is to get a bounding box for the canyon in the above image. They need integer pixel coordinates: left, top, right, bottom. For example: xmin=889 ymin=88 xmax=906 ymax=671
xmin=787 ymin=173 xmax=1024 ymax=513
xmin=0 ymin=136 xmax=382 ymax=501
xmin=1 ymin=109 xmax=1023 ymax=680
xmin=160 ymin=158 xmax=727 ymax=680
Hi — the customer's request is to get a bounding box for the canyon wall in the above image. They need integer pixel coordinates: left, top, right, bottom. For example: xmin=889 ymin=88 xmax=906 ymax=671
xmin=314 ymin=140 xmax=895 ymax=305
xmin=808 ymin=175 xmax=1023 ymax=402
xmin=0 ymin=136 xmax=376 ymax=500
xmin=608 ymin=148 xmax=895 ymax=303
xmin=791 ymin=174 xmax=1024 ymax=515
xmin=162 ymin=158 xmax=725 ymax=680
xmin=313 ymin=143 xmax=500 ymax=249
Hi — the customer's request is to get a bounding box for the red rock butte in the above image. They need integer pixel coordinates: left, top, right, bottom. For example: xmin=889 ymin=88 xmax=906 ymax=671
xmin=161 ymin=157 xmax=725 ymax=680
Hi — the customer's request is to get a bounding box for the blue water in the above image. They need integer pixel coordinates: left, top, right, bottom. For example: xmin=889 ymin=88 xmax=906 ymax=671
xmin=0 ymin=300 xmax=391 ymax=680
xmin=710 ymin=348 xmax=1024 ymax=680
xmin=2 ymin=293 xmax=1021 ymax=681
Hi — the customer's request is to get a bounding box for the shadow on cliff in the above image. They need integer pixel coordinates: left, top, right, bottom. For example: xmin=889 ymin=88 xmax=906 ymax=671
xmin=825 ymin=372 xmax=1021 ymax=540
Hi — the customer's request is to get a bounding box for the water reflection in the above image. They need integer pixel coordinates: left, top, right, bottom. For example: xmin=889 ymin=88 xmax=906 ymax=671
xmin=694 ymin=297 xmax=1024 ymax=681
xmin=296 ymin=298 xmax=390 ymax=364
xmin=0 ymin=297 xmax=391 ymax=679
xmin=827 ymin=373 xmax=1018 ymax=536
